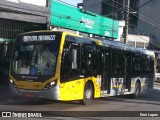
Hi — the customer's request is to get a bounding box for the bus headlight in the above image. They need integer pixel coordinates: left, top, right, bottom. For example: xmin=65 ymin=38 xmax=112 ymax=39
xmin=50 ymin=81 xmax=56 ymax=86
xmin=45 ymin=80 xmax=57 ymax=89
xmin=10 ymin=79 xmax=13 ymax=83
xmin=10 ymin=79 xmax=17 ymax=88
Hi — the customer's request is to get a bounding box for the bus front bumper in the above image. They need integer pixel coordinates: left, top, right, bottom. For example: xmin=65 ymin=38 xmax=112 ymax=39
xmin=9 ymin=84 xmax=60 ymax=100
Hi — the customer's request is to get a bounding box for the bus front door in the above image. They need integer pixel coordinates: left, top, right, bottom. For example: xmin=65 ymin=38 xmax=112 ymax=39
xmin=101 ymin=50 xmax=111 ymax=94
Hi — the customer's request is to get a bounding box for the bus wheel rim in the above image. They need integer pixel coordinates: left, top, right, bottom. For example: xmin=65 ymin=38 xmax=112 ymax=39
xmin=86 ymin=89 xmax=92 ymax=99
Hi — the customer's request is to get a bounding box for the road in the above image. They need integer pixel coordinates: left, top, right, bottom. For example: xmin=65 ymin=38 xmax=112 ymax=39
xmin=0 ymin=82 xmax=160 ymax=119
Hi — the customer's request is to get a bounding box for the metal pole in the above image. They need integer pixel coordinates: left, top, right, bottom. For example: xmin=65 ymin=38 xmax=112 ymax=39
xmin=112 ymin=0 xmax=115 ymax=40
xmin=124 ymin=0 xmax=130 ymax=44
xmin=122 ymin=0 xmax=126 ymax=20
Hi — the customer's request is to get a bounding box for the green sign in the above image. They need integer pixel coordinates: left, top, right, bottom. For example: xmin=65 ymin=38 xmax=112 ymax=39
xmin=50 ymin=0 xmax=119 ymax=38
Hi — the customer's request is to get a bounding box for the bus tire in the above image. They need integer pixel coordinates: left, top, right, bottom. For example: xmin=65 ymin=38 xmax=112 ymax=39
xmin=81 ymin=82 xmax=93 ymax=105
xmin=133 ymin=82 xmax=141 ymax=98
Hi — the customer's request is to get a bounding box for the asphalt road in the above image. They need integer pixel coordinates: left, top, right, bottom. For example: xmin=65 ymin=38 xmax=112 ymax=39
xmin=0 ymin=82 xmax=160 ymax=120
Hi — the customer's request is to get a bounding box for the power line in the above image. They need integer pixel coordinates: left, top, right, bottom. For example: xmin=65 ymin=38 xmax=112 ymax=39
xmin=102 ymin=0 xmax=160 ymax=29
xmin=129 ymin=12 xmax=160 ymax=29
xmin=56 ymin=0 xmax=77 ymax=7
xmin=112 ymin=0 xmax=157 ymax=23
xmin=101 ymin=0 xmax=160 ymax=47
xmin=104 ymin=0 xmax=160 ymax=28
xmin=128 ymin=21 xmax=160 ymax=47
xmin=101 ymin=0 xmax=125 ymax=18
xmin=128 ymin=28 xmax=160 ymax=48
xmin=138 ymin=0 xmax=153 ymax=9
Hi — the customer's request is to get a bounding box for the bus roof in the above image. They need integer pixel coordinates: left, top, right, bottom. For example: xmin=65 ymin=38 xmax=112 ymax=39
xmin=17 ymin=30 xmax=153 ymax=56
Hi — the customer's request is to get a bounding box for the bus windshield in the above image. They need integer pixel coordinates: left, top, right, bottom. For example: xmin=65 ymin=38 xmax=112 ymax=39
xmin=11 ymin=33 xmax=61 ymax=81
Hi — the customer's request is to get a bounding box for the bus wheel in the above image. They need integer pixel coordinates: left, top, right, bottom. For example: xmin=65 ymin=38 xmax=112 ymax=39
xmin=133 ymin=82 xmax=141 ymax=98
xmin=81 ymin=82 xmax=93 ymax=105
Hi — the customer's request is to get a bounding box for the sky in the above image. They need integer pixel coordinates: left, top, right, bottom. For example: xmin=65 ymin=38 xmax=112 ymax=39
xmin=60 ymin=0 xmax=83 ymax=6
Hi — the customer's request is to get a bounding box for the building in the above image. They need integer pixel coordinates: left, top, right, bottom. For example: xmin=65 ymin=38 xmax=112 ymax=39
xmin=0 ymin=0 xmax=49 ymax=83
xmin=83 ymin=0 xmax=101 ymax=15
xmin=83 ymin=0 xmax=151 ymax=49
xmin=134 ymin=0 xmax=160 ymax=50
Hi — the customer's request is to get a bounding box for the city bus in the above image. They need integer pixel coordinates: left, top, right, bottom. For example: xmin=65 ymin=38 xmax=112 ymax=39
xmin=9 ymin=31 xmax=155 ymax=105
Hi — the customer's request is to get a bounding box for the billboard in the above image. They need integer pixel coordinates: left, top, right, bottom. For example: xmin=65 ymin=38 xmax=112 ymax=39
xmin=50 ymin=0 xmax=119 ymax=38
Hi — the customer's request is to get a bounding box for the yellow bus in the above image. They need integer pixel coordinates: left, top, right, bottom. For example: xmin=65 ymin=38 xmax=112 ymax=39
xmin=9 ymin=31 xmax=155 ymax=105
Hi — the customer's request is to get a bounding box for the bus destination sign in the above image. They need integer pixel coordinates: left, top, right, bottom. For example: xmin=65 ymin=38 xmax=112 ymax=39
xmin=23 ymin=35 xmax=56 ymax=42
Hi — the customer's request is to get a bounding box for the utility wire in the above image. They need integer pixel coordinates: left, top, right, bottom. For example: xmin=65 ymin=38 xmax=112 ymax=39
xmin=129 ymin=9 xmax=160 ymax=29
xmin=128 ymin=28 xmax=160 ymax=48
xmin=102 ymin=0 xmax=160 ymax=46
xmin=56 ymin=0 xmax=77 ymax=7
xmin=129 ymin=12 xmax=160 ymax=29
xmin=128 ymin=19 xmax=160 ymax=47
xmin=104 ymin=7 xmax=124 ymax=17
xmin=108 ymin=0 xmax=153 ymax=28
xmin=138 ymin=0 xmax=153 ymax=9
xmin=102 ymin=0 xmax=150 ymax=22
xmin=102 ymin=0 xmax=160 ymax=29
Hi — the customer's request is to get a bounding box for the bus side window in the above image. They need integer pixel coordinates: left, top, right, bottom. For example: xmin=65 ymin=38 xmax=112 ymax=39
xmin=132 ymin=53 xmax=141 ymax=76
xmin=61 ymin=41 xmax=80 ymax=82
xmin=81 ymin=44 xmax=101 ymax=75
xmin=112 ymin=50 xmax=124 ymax=77
xmin=81 ymin=45 xmax=93 ymax=75
xmin=72 ymin=48 xmax=78 ymax=69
